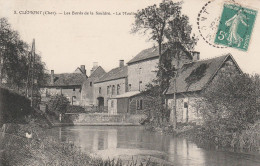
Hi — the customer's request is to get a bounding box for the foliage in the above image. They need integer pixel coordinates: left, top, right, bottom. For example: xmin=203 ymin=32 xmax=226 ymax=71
xmin=0 ymin=87 xmax=32 ymax=125
xmin=67 ymin=105 xmax=85 ymax=113
xmin=131 ymin=0 xmax=182 ymax=99
xmin=231 ymin=121 xmax=260 ymax=151
xmin=141 ymin=83 xmax=171 ymax=125
xmin=0 ymin=17 xmax=46 ymax=94
xmin=190 ymin=73 xmax=260 ymax=150
xmin=47 ymin=94 xmax=70 ymax=115
xmin=201 ymin=73 xmax=260 ymax=131
xmin=132 ymin=0 xmax=198 ymax=127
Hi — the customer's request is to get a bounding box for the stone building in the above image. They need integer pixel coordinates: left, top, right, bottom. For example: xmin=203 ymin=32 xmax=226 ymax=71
xmin=165 ymin=54 xmax=242 ymax=123
xmin=80 ymin=63 xmax=106 ymax=107
xmin=40 ymin=65 xmax=87 ymax=105
xmin=119 ymin=46 xmax=196 ymax=114
xmin=127 ymin=46 xmax=197 ymax=92
xmin=94 ymin=60 xmax=128 ymax=113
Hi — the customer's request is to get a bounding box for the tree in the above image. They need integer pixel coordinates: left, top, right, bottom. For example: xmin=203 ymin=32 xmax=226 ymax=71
xmin=0 ymin=17 xmax=46 ymax=97
xmin=47 ymin=94 xmax=70 ymax=116
xmin=132 ymin=0 xmax=181 ymax=109
xmin=165 ymin=14 xmax=198 ymax=128
xmin=132 ymin=1 xmax=197 ymax=127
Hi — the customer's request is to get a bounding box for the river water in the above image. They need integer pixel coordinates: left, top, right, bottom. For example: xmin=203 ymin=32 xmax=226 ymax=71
xmin=52 ymin=126 xmax=260 ymax=166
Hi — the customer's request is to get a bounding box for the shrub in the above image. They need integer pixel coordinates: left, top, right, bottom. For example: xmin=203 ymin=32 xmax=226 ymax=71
xmin=0 ymin=87 xmax=32 ymax=125
xmin=67 ymin=105 xmax=85 ymax=113
xmin=47 ymin=94 xmax=70 ymax=116
xmin=191 ymin=74 xmax=260 ymax=150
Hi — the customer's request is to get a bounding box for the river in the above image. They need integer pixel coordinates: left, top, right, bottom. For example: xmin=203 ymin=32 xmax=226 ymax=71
xmin=52 ymin=126 xmax=260 ymax=166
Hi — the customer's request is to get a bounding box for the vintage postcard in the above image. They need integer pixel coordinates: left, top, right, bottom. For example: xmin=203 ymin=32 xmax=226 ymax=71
xmin=0 ymin=0 xmax=259 ymax=165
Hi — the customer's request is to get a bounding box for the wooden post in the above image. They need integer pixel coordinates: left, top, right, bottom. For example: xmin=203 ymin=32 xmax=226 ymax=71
xmin=30 ymin=39 xmax=35 ymax=107
xmin=171 ymin=51 xmax=180 ymax=129
xmin=0 ymin=55 xmax=2 ymax=86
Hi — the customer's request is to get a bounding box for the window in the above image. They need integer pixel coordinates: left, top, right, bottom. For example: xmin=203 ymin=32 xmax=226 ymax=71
xmin=111 ymin=100 xmax=114 ymax=108
xmin=184 ymin=102 xmax=188 ymax=108
xmin=184 ymin=98 xmax=188 ymax=108
xmin=138 ymin=67 xmax=142 ymax=74
xmin=107 ymin=86 xmax=110 ymax=95
xmin=128 ymin=84 xmax=131 ymax=91
xmin=112 ymin=85 xmax=115 ymax=95
xmin=99 ymin=87 xmax=102 ymax=94
xmin=136 ymin=99 xmax=143 ymax=110
xmin=90 ymin=82 xmax=92 ymax=87
xmin=139 ymin=81 xmax=142 ymax=91
xmin=117 ymin=84 xmax=120 ymax=95
xmin=73 ymin=88 xmax=75 ymax=91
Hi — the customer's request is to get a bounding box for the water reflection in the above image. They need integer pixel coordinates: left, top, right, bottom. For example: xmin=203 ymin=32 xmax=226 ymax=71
xmin=55 ymin=126 xmax=260 ymax=166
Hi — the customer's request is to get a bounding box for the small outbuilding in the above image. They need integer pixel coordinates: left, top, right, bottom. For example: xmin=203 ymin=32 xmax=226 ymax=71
xmin=108 ymin=91 xmax=141 ymax=114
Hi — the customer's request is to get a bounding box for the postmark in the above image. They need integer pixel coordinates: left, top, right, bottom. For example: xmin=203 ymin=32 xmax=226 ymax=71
xmin=214 ymin=3 xmax=257 ymax=51
xmin=197 ymin=0 xmax=227 ymax=48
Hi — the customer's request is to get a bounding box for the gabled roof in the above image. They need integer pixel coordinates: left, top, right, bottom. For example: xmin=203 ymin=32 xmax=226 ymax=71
xmin=74 ymin=67 xmax=85 ymax=74
xmin=127 ymin=43 xmax=193 ymax=65
xmin=95 ymin=66 xmax=127 ymax=83
xmin=44 ymin=73 xmax=87 ymax=87
xmin=127 ymin=46 xmax=168 ymax=65
xmin=89 ymin=66 xmax=106 ymax=78
xmin=166 ymin=54 xmax=241 ymax=94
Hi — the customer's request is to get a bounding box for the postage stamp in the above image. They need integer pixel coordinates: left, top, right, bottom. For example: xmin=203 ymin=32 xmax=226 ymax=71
xmin=214 ymin=3 xmax=258 ymax=51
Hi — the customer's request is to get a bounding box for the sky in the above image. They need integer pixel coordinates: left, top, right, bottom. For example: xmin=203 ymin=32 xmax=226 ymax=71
xmin=0 ymin=0 xmax=260 ymax=75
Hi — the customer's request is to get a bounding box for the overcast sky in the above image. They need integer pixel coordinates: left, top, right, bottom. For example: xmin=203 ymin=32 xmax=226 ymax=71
xmin=0 ymin=0 xmax=259 ymax=75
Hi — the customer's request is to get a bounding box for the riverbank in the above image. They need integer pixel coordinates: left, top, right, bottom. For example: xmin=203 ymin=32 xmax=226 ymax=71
xmin=144 ymin=121 xmax=260 ymax=153
xmin=0 ymin=113 xmax=170 ymax=166
xmin=46 ymin=112 xmax=145 ymax=127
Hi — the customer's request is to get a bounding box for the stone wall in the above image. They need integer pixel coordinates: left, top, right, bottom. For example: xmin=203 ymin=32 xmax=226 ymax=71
xmin=94 ymin=78 xmax=127 ymax=106
xmin=166 ymin=56 xmax=241 ymax=123
xmin=80 ymin=78 xmax=96 ymax=106
xmin=129 ymin=95 xmax=149 ymax=114
xmin=64 ymin=113 xmax=146 ymax=125
xmin=167 ymin=95 xmax=202 ymax=123
xmin=128 ymin=58 xmax=158 ymax=91
xmin=40 ymin=86 xmax=82 ymax=105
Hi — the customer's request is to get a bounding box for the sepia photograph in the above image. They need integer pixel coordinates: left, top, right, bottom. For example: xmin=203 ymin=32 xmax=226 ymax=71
xmin=0 ymin=0 xmax=259 ymax=165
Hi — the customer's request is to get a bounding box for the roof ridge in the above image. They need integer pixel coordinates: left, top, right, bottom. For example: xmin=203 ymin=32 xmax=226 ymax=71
xmin=182 ymin=54 xmax=229 ymax=65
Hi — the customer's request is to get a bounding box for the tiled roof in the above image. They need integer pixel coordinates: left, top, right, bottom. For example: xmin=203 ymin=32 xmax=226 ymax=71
xmin=95 ymin=66 xmax=127 ymax=83
xmin=166 ymin=54 xmax=238 ymax=94
xmin=89 ymin=66 xmax=106 ymax=78
xmin=127 ymin=46 xmax=168 ymax=65
xmin=44 ymin=73 xmax=87 ymax=87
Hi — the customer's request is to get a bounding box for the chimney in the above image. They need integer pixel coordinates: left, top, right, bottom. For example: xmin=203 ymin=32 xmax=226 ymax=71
xmin=80 ymin=65 xmax=86 ymax=75
xmin=192 ymin=51 xmax=200 ymax=61
xmin=90 ymin=62 xmax=98 ymax=75
xmin=119 ymin=60 xmax=124 ymax=67
xmin=93 ymin=62 xmax=98 ymax=68
xmin=50 ymin=70 xmax=54 ymax=85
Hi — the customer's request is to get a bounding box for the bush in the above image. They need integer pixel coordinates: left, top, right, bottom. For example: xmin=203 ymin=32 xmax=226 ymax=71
xmin=0 ymin=87 xmax=32 ymax=125
xmin=67 ymin=105 xmax=85 ymax=113
xmin=201 ymin=74 xmax=260 ymax=131
xmin=190 ymin=74 xmax=260 ymax=150
xmin=47 ymin=94 xmax=70 ymax=116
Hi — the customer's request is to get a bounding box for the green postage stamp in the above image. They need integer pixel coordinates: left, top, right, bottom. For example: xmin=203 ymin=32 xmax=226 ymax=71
xmin=214 ymin=3 xmax=257 ymax=51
